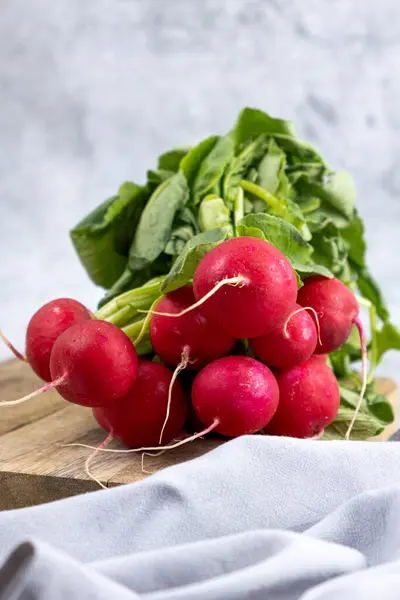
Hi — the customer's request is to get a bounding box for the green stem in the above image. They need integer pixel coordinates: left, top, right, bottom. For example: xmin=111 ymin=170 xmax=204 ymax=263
xmin=122 ymin=319 xmax=147 ymax=340
xmin=355 ymin=295 xmax=377 ymax=384
xmin=95 ymin=276 xmax=164 ymax=320
xmin=368 ymin=304 xmax=378 ymax=384
xmin=355 ymin=295 xmax=372 ymax=309
xmin=105 ymin=305 xmax=136 ymax=327
xmin=132 ymin=296 xmax=161 ymax=346
xmin=233 ymin=187 xmax=244 ymax=236
xmin=239 ymin=180 xmax=283 ymax=214
xmin=135 ymin=339 xmax=153 ymax=356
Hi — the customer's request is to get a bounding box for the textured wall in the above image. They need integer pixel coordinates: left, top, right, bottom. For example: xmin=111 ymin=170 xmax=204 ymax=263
xmin=0 ymin=0 xmax=399 ymax=376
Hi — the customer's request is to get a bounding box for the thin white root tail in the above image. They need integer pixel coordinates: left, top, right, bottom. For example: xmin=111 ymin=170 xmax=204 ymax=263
xmin=308 ymin=429 xmax=325 ymax=441
xmin=0 ymin=374 xmax=67 ymax=407
xmin=84 ymin=431 xmax=114 ymax=490
xmin=345 ymin=316 xmax=368 ymax=441
xmin=64 ymin=419 xmax=220 ymax=455
xmin=0 ymin=329 xmax=27 ymax=362
xmin=141 ymin=449 xmax=167 ymax=474
xmin=284 ymin=306 xmax=322 ymax=346
xmin=159 ymin=347 xmax=191 ymax=444
xmin=138 ymin=276 xmax=248 ymax=319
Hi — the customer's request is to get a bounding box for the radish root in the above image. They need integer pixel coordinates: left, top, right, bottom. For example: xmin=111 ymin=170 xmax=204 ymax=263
xmin=64 ymin=419 xmax=220 ymax=455
xmin=0 ymin=373 xmax=68 ymax=407
xmin=0 ymin=329 xmax=27 ymax=362
xmin=284 ymin=306 xmax=322 ymax=346
xmin=345 ymin=316 xmax=368 ymax=441
xmin=159 ymin=346 xmax=191 ymax=444
xmin=138 ymin=276 xmax=248 ymax=319
xmin=141 ymin=449 xmax=166 ymax=474
xmin=84 ymin=431 xmax=114 ymax=490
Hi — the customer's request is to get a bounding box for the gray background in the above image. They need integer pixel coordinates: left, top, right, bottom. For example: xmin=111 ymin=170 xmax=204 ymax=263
xmin=0 ymin=0 xmax=399 ymax=378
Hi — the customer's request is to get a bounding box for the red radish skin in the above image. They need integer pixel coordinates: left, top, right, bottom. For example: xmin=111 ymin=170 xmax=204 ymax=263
xmin=312 ymin=354 xmax=328 ymax=364
xmin=26 ymin=298 xmax=92 ymax=381
xmin=191 ymin=356 xmax=279 ymax=437
xmin=50 ymin=320 xmax=138 ymax=407
xmin=193 ymin=237 xmax=298 ymax=339
xmin=297 ymin=276 xmax=359 ymax=354
xmin=249 ymin=304 xmax=318 ymax=369
xmin=93 ymin=360 xmax=188 ymax=447
xmin=266 ymin=356 xmax=340 ymax=438
xmin=150 ymin=286 xmax=236 ymax=369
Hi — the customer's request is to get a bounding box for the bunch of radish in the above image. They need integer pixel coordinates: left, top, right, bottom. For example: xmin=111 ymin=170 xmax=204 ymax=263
xmin=1 ymin=236 xmax=366 ymax=453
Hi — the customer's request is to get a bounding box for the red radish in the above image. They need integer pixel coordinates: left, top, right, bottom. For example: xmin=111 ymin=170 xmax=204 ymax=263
xmin=150 ymin=286 xmax=236 ymax=443
xmin=66 ymin=358 xmax=278 ymax=470
xmin=297 ymin=276 xmax=367 ymax=440
xmin=297 ymin=276 xmax=359 ymax=354
xmin=191 ymin=356 xmax=279 ymax=437
xmin=0 ymin=298 xmax=91 ymax=382
xmin=2 ymin=320 xmax=138 ymax=408
xmin=26 ymin=298 xmax=92 ymax=381
xmin=249 ymin=303 xmax=318 ymax=369
xmin=48 ymin=320 xmax=138 ymax=407
xmin=192 ymin=237 xmax=298 ymax=339
xmin=266 ymin=356 xmax=340 ymax=438
xmin=93 ymin=360 xmax=188 ymax=447
xmin=150 ymin=286 xmax=236 ymax=369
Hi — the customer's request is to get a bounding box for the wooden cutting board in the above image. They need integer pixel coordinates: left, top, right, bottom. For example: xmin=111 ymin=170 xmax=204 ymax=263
xmin=0 ymin=359 xmax=398 ymax=510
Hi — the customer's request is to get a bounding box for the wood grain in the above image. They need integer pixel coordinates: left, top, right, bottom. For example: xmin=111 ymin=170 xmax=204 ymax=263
xmin=0 ymin=359 xmax=397 ymax=509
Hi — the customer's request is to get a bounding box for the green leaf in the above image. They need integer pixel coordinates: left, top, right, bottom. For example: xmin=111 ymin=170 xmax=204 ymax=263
xmin=237 ymin=213 xmax=312 ymax=263
xmin=223 ymin=136 xmax=270 ymax=208
xmin=164 ymin=225 xmax=195 ymax=256
xmin=366 ymin=391 xmax=395 ymax=425
xmin=341 ymin=215 xmax=366 ymax=268
xmin=164 ymin=206 xmax=200 ymax=256
xmin=301 ymin=171 xmax=356 ymax=222
xmin=257 ymin=138 xmax=288 ymax=195
xmin=70 ymin=183 xmax=148 ymax=289
xmin=354 ymin=267 xmax=389 ymax=322
xmin=230 ymin=107 xmax=296 ymax=150
xmin=305 ymin=209 xmax=343 ymax=232
xmin=161 ymin=228 xmax=228 ymax=294
xmin=330 ymin=324 xmax=366 ymax=378
xmin=275 ymin=136 xmax=326 ymax=165
xmin=192 ymin=136 xmax=234 ymax=204
xmin=376 ymin=322 xmax=400 ymax=364
xmin=311 ymin=224 xmax=349 ymax=278
xmin=337 ymin=382 xmax=394 ymax=430
xmin=129 ymin=171 xmax=189 ymax=271
xmin=237 ymin=225 xmax=266 ymax=241
xmin=295 ymin=196 xmax=321 ymax=214
xmin=157 ymin=147 xmax=190 ymax=172
xmin=323 ymin=404 xmax=384 ymax=440
xmin=178 ymin=207 xmax=200 ymax=230
xmin=329 ymin=351 xmax=351 ymax=379
xmin=147 ymin=169 xmax=175 ymax=188
xmin=287 ymin=162 xmax=326 ymax=186
xmin=198 ymin=195 xmax=233 ymax=234
xmin=181 ymin=136 xmax=218 ymax=188
xmin=240 ymin=180 xmax=311 ymax=239
xmin=293 ymin=263 xmax=334 ymax=279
